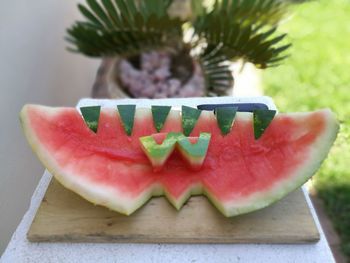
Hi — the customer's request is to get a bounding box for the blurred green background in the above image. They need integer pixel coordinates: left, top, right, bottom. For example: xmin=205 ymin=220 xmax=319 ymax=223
xmin=262 ymin=0 xmax=350 ymax=258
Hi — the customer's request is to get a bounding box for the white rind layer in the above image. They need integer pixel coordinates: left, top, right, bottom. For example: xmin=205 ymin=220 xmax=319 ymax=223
xmin=20 ymin=105 xmax=339 ymax=217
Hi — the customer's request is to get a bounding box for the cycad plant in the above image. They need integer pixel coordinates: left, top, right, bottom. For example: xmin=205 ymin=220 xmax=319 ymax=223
xmin=67 ymin=0 xmax=293 ymax=98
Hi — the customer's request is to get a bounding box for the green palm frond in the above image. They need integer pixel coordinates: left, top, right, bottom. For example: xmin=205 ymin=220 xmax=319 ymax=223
xmin=211 ymin=0 xmax=288 ymax=26
xmin=194 ymin=1 xmax=291 ymax=69
xmin=66 ymin=0 xmax=182 ymax=57
xmin=190 ymin=0 xmax=206 ymax=17
xmin=200 ymin=48 xmax=234 ymax=96
xmin=191 ymin=0 xmax=291 ymax=94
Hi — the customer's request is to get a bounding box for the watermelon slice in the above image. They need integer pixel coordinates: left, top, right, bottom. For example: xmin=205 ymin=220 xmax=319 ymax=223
xmin=20 ymin=104 xmax=339 ymax=217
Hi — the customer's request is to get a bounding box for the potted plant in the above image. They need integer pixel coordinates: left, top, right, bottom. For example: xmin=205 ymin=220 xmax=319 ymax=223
xmin=66 ymin=0 xmax=292 ymax=98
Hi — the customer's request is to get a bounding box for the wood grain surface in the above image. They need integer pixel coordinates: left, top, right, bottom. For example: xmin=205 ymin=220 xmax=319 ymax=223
xmin=28 ymin=179 xmax=319 ymax=243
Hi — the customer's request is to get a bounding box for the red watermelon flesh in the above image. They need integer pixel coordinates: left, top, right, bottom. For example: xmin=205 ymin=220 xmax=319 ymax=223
xmin=20 ymin=104 xmax=339 ymax=216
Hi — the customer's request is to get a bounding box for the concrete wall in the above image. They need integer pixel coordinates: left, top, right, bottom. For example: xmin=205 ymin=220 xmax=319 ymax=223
xmin=0 ymin=1 xmax=99 ymax=255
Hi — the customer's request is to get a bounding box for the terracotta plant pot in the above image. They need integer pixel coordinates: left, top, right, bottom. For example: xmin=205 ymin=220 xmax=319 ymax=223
xmin=91 ymin=50 xmax=219 ymax=99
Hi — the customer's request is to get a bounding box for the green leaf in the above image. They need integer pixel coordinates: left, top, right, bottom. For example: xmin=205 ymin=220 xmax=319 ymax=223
xmin=191 ymin=0 xmax=206 ymax=16
xmin=80 ymin=106 xmax=101 ymax=133
xmin=182 ymin=106 xmax=202 ymax=136
xmin=86 ymin=0 xmax=114 ymax=29
xmin=78 ymin=4 xmax=104 ymax=27
xmin=101 ymin=0 xmax=121 ymax=27
xmin=114 ymin=0 xmax=133 ymax=24
xmin=124 ymin=0 xmax=138 ymax=16
xmin=117 ymin=105 xmax=136 ymax=136
xmin=152 ymin=105 xmax=172 ymax=132
xmin=200 ymin=56 xmax=233 ymax=96
xmin=253 ymin=109 xmax=276 ymax=140
xmin=216 ymin=107 xmax=238 ymax=135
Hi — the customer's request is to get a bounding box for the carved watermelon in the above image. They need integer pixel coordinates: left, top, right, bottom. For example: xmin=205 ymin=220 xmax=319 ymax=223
xmin=20 ymin=104 xmax=338 ymax=217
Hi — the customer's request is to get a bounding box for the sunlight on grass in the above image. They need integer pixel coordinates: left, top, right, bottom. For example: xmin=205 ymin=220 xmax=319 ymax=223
xmin=262 ymin=0 xmax=350 ymax=257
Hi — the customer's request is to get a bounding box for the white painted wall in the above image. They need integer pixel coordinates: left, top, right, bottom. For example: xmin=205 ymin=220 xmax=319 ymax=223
xmin=0 ymin=1 xmax=99 ymax=255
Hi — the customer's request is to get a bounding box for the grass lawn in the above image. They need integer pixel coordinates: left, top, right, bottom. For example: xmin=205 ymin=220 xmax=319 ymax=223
xmin=262 ymin=0 xmax=350 ymax=258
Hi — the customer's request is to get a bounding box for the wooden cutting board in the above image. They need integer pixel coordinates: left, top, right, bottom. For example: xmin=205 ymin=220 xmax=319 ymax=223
xmin=28 ymin=179 xmax=319 ymax=243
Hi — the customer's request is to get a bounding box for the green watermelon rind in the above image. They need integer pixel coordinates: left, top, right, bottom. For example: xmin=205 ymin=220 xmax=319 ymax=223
xmin=176 ymin=133 xmax=211 ymax=169
xmin=20 ymin=105 xmax=339 ymax=217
